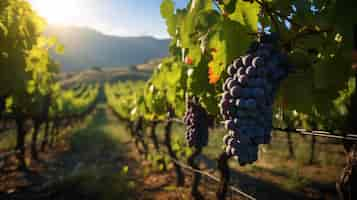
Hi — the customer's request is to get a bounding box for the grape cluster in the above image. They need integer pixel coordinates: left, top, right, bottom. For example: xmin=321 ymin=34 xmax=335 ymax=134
xmin=184 ymin=97 xmax=209 ymax=148
xmin=220 ymin=34 xmax=291 ymax=165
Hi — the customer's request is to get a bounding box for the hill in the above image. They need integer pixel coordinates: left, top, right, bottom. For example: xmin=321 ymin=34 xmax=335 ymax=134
xmin=58 ymin=67 xmax=151 ymax=88
xmin=46 ymin=25 xmax=170 ymax=72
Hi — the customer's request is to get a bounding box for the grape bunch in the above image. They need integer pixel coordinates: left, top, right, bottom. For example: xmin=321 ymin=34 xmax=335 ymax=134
xmin=219 ymin=34 xmax=291 ymax=165
xmin=184 ymin=97 xmax=209 ymax=148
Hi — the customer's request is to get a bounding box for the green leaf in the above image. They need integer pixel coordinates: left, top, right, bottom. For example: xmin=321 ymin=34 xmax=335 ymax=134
xmin=221 ymin=0 xmax=238 ymax=14
xmin=172 ymin=142 xmax=180 ymax=151
xmin=1 ymin=52 xmax=8 ymax=59
xmin=167 ymin=63 xmax=182 ymax=85
xmin=27 ymin=80 xmax=36 ymax=94
xmin=180 ymin=0 xmax=212 ymax=59
xmin=279 ymin=71 xmax=315 ymax=114
xmin=121 ymin=165 xmax=129 ymax=174
xmin=208 ymin=18 xmax=252 ymax=78
xmin=229 ymin=0 xmax=260 ymax=31
xmin=0 ymin=22 xmax=8 ymax=36
xmin=195 ymin=10 xmax=220 ymax=32
xmin=161 ymin=0 xmax=177 ymax=37
xmin=201 ymin=92 xmax=219 ymax=115
xmin=55 ymin=44 xmax=65 ymax=54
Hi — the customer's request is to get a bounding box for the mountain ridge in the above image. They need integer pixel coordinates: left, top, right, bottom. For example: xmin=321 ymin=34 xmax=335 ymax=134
xmin=46 ymin=25 xmax=170 ymax=72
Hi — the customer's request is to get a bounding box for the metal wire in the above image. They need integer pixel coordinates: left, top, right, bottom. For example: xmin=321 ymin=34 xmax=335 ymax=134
xmin=273 ymin=127 xmax=357 ymax=141
xmin=167 ymin=156 xmax=256 ymax=200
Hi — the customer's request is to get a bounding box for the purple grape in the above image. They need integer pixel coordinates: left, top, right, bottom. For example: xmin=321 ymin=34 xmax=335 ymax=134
xmin=252 ymin=56 xmax=264 ymax=68
xmin=238 ymin=75 xmax=248 ymax=85
xmin=230 ymin=85 xmax=242 ymax=98
xmin=183 ymin=97 xmax=209 ymax=148
xmin=239 ymin=88 xmax=249 ymax=98
xmin=257 ymin=67 xmax=267 ymax=77
xmin=260 ymin=43 xmax=274 ymax=51
xmin=223 ymin=135 xmax=232 ymax=144
xmin=245 ymin=66 xmax=257 ymax=77
xmin=256 ymin=49 xmax=270 ymax=58
xmin=233 ymin=58 xmax=243 ymax=68
xmin=227 ymin=64 xmax=237 ymax=76
xmin=237 ymin=67 xmax=245 ymax=76
xmin=225 ymin=120 xmax=235 ymax=130
xmin=252 ymin=88 xmax=264 ymax=98
xmin=236 ymin=99 xmax=244 ymax=108
xmin=221 ymin=34 xmax=291 ymax=165
xmin=223 ymin=77 xmax=233 ymax=91
xmin=240 ymin=99 xmax=253 ymax=109
xmin=242 ymin=55 xmax=253 ymax=66
xmin=226 ymin=146 xmax=234 ymax=156
xmin=227 ymin=80 xmax=239 ymax=90
xmin=222 ymin=91 xmax=232 ymax=100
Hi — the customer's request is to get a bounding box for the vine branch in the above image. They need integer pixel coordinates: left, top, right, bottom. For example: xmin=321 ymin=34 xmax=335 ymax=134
xmin=254 ymin=0 xmax=334 ymax=48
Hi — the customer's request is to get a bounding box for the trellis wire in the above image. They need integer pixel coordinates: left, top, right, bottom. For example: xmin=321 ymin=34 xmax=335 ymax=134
xmin=170 ymin=118 xmax=357 ymax=141
xmin=168 ymin=156 xmax=256 ymax=200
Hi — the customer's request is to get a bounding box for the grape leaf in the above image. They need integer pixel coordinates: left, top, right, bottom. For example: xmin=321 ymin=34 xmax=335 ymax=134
xmin=229 ymin=0 xmax=260 ymax=32
xmin=160 ymin=0 xmax=177 ymax=37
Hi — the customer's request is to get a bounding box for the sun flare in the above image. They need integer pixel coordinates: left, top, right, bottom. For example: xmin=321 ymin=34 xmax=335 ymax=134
xmin=29 ymin=0 xmax=83 ymax=25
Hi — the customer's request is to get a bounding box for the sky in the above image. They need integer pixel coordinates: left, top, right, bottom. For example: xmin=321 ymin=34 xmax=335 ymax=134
xmin=28 ymin=0 xmax=188 ymax=39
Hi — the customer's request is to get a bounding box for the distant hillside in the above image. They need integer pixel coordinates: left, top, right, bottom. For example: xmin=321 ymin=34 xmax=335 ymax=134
xmin=59 ymin=68 xmax=150 ymax=88
xmin=46 ymin=25 xmax=170 ymax=72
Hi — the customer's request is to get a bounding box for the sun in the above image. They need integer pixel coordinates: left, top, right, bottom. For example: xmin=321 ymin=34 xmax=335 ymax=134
xmin=29 ymin=0 xmax=82 ymax=25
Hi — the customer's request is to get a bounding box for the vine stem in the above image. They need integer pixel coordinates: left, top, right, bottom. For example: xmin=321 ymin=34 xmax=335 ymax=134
xmin=41 ymin=120 xmax=51 ymax=152
xmin=31 ymin=119 xmax=41 ymax=161
xmin=337 ymin=66 xmax=357 ymax=200
xmin=150 ymin=121 xmax=167 ymax=171
xmin=337 ymin=143 xmax=357 ymax=200
xmin=216 ymin=152 xmax=231 ymax=200
xmin=187 ymin=147 xmax=203 ymax=200
xmin=164 ymin=114 xmax=185 ymax=186
xmin=137 ymin=117 xmax=149 ymax=157
xmin=255 ymin=0 xmax=333 ymax=47
xmin=15 ymin=114 xmax=28 ymax=172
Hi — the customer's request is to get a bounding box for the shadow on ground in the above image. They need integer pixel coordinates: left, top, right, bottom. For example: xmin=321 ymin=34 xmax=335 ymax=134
xmin=197 ymin=154 xmax=338 ymax=200
xmin=41 ymin=105 xmax=138 ymax=200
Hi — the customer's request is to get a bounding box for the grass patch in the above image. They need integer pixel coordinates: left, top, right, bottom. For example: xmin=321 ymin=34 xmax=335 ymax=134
xmin=53 ymin=165 xmax=136 ymax=200
xmin=48 ymin=104 xmax=138 ymax=200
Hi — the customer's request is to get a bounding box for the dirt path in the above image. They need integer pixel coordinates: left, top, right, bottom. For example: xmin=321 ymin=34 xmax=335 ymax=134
xmin=44 ymin=105 xmax=241 ymax=200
